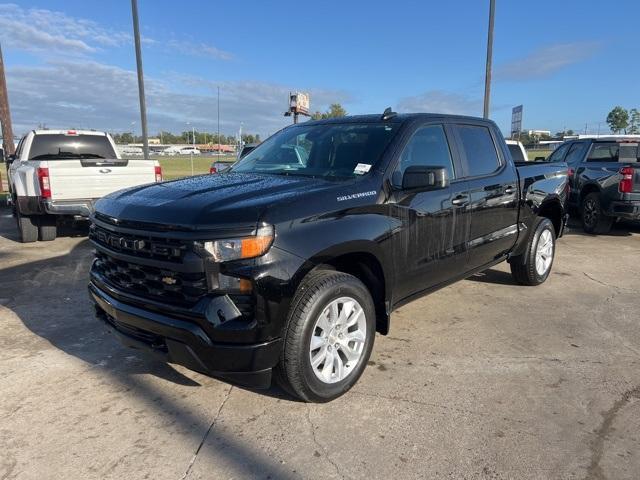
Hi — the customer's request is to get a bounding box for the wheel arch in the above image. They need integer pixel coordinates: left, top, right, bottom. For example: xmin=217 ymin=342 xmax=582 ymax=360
xmin=579 ymin=182 xmax=601 ymax=204
xmin=291 ymin=242 xmax=392 ymax=335
xmin=537 ymin=198 xmax=564 ymax=237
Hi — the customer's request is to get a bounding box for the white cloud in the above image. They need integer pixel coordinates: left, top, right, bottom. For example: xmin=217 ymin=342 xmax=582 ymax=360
xmin=495 ymin=41 xmax=601 ymax=81
xmin=0 ymin=4 xmax=235 ymax=63
xmin=397 ymin=90 xmax=482 ymax=116
xmin=6 ymin=60 xmax=351 ymax=137
xmin=0 ymin=3 xmax=130 ymax=55
xmin=167 ymin=39 xmax=233 ymax=61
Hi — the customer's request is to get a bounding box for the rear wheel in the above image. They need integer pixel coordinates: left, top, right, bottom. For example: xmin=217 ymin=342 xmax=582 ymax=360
xmin=16 ymin=210 xmax=38 ymax=243
xmin=582 ymin=192 xmax=613 ymax=234
xmin=510 ymin=217 xmax=556 ymax=286
xmin=38 ymin=215 xmax=57 ymax=241
xmin=275 ymin=270 xmax=376 ymax=402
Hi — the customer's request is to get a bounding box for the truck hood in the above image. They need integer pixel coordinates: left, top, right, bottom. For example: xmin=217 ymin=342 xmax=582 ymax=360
xmin=94 ymin=172 xmax=346 ymax=231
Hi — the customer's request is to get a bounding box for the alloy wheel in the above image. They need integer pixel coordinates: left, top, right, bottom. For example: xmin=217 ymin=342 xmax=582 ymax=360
xmin=535 ymin=229 xmax=554 ymax=276
xmin=309 ymin=296 xmax=367 ymax=384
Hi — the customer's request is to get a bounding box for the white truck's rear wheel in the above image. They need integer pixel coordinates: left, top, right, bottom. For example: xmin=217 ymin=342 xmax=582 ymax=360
xmin=38 ymin=215 xmax=57 ymax=241
xmin=16 ymin=210 xmax=38 ymax=243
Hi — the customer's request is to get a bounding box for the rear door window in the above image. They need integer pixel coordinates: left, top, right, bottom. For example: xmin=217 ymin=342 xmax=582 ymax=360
xmin=564 ymin=142 xmax=589 ymax=166
xmin=546 ymin=142 xmax=571 ymax=163
xmin=454 ymin=125 xmax=501 ymax=177
xmin=28 ymin=134 xmax=116 ymax=160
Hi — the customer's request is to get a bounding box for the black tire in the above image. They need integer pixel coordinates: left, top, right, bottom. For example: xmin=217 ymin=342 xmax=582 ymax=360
xmin=581 ymin=192 xmax=613 ymax=234
xmin=275 ymin=269 xmax=376 ymax=402
xmin=16 ymin=210 xmax=38 ymax=243
xmin=38 ymin=215 xmax=57 ymax=241
xmin=510 ymin=217 xmax=556 ymax=286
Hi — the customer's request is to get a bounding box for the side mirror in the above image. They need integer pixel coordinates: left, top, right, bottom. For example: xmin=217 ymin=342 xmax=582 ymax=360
xmin=534 ymin=156 xmax=546 ymax=162
xmin=402 ymin=166 xmax=449 ymax=191
xmin=5 ymin=153 xmax=16 ymax=165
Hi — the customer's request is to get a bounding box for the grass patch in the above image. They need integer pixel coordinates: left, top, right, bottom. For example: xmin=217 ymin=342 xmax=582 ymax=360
xmin=527 ymin=150 xmax=551 ymax=161
xmin=156 ymin=155 xmax=236 ymax=180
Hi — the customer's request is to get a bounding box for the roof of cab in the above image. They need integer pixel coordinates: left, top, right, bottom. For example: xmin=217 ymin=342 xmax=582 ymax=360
xmin=32 ymin=129 xmax=108 ymax=136
xmin=303 ymin=112 xmax=496 ymax=126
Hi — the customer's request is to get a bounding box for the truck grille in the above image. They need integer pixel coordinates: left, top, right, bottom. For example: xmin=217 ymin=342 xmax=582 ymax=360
xmin=89 ymin=224 xmax=187 ymax=263
xmin=93 ymin=250 xmax=207 ymax=305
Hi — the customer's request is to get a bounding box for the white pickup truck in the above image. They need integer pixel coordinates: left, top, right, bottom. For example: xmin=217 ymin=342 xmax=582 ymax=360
xmin=7 ymin=129 xmax=162 ymax=243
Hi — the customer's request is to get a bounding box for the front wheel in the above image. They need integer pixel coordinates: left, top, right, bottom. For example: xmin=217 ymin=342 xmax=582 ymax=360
xmin=275 ymin=270 xmax=376 ymax=402
xmin=510 ymin=217 xmax=556 ymax=286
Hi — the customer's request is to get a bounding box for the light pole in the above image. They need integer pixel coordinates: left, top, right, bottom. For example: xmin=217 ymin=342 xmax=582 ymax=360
xmin=131 ymin=0 xmax=149 ymax=159
xmin=483 ymin=0 xmax=495 ymax=119
xmin=217 ymin=86 xmax=221 ymax=154
xmin=0 ymin=42 xmax=16 ymax=156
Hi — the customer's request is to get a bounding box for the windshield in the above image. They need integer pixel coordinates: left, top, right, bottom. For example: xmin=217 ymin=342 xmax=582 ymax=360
xmin=231 ymin=122 xmax=399 ymax=179
xmin=29 ymin=134 xmax=116 ymax=160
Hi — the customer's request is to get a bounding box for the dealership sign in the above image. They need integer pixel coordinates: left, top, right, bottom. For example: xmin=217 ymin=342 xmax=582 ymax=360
xmin=511 ymin=105 xmax=523 ymax=136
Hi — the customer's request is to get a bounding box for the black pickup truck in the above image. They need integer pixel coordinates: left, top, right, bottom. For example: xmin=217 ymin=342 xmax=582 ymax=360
xmin=89 ymin=112 xmax=568 ymax=402
xmin=546 ymin=137 xmax=640 ymax=233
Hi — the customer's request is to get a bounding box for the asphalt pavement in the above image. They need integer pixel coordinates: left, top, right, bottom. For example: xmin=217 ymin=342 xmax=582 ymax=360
xmin=1 ymin=209 xmax=639 ymax=480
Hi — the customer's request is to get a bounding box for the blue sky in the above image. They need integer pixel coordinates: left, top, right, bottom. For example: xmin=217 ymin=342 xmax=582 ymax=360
xmin=1 ymin=0 xmax=639 ymax=138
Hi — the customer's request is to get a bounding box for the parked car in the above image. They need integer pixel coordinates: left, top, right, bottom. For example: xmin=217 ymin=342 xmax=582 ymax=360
xmin=505 ymin=139 xmax=528 ymax=162
xmin=7 ymin=129 xmax=162 ymax=243
xmin=89 ymin=112 xmax=568 ymax=402
xmin=159 ymin=146 xmax=181 ymax=156
xmin=117 ymin=145 xmax=144 ymax=157
xmin=548 ymin=136 xmax=640 ymax=233
xmin=179 ymin=147 xmax=201 ymax=155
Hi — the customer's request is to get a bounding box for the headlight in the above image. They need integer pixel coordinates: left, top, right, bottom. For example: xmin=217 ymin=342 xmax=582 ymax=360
xmin=200 ymin=225 xmax=274 ymax=262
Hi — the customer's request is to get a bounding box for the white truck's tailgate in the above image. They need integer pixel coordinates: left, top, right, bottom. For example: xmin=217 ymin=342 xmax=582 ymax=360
xmin=47 ymin=159 xmax=157 ymax=200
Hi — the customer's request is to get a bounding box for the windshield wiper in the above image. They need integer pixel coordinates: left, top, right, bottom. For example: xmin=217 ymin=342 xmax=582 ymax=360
xmin=30 ymin=152 xmax=106 ymax=160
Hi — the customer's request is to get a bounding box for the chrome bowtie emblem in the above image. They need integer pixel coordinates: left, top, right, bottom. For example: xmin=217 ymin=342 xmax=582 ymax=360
xmin=162 ymin=276 xmax=177 ymax=285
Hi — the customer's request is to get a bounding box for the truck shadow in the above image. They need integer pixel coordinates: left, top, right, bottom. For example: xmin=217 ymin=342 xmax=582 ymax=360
xmin=563 ymin=217 xmax=640 ymax=237
xmin=466 ymin=269 xmax=517 ymax=286
xmin=0 ymin=228 xmax=298 ymax=477
xmin=0 ymin=212 xmax=91 ymax=243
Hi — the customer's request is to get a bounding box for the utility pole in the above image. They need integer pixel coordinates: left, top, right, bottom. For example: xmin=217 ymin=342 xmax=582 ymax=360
xmin=131 ymin=0 xmax=149 ymax=159
xmin=0 ymin=42 xmax=15 ymax=156
xmin=483 ymin=0 xmax=495 ymax=119
xmin=217 ymin=86 xmax=221 ymax=153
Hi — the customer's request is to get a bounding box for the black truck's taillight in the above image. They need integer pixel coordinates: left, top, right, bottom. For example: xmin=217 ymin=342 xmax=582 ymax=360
xmin=37 ymin=167 xmax=51 ymax=199
xmin=619 ymin=166 xmax=635 ymax=193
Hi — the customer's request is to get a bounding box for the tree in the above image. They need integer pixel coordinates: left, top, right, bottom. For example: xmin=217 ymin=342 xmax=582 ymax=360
xmin=113 ymin=132 xmax=134 ymax=144
xmin=311 ymin=103 xmax=348 ymax=120
xmin=606 ymin=106 xmax=629 ymax=134
xmin=628 ymin=108 xmax=640 ymax=134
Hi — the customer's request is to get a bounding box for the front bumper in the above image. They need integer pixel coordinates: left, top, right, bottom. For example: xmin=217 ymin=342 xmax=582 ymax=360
xmin=608 ymin=200 xmax=640 ymax=220
xmin=89 ymin=281 xmax=282 ymax=388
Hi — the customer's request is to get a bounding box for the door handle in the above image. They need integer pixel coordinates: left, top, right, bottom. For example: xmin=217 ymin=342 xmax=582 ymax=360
xmin=451 ymin=194 xmax=470 ymax=206
xmin=504 ymin=186 xmax=516 ymax=195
